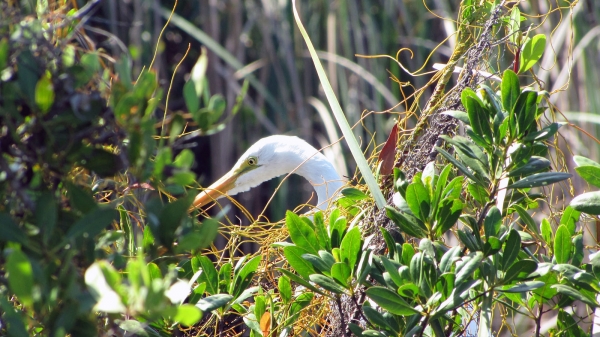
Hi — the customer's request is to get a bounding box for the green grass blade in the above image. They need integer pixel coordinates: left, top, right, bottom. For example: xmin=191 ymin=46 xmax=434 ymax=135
xmin=292 ymin=0 xmax=386 ymax=209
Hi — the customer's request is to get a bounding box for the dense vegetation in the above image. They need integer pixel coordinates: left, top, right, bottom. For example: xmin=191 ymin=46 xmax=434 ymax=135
xmin=1 ymin=1 xmax=599 ymax=337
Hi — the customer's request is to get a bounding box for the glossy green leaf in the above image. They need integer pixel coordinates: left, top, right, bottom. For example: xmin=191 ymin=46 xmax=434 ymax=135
xmin=513 ymin=204 xmax=541 ymax=238
xmin=313 ymin=212 xmax=330 ymax=251
xmin=441 ymin=135 xmax=489 ymax=179
xmin=302 ymin=254 xmax=330 ymax=273
xmin=196 ymin=294 xmax=233 ymax=312
xmin=560 ymin=206 xmax=580 ymax=235
xmin=514 ymin=91 xmax=538 ymax=136
xmin=278 ymin=276 xmax=292 ymax=304
xmin=523 ymin=122 xmax=564 ymax=142
xmin=309 ymin=274 xmax=345 ymax=294
xmin=283 ymin=246 xmax=316 ymax=278
xmin=341 ymin=187 xmax=368 ymax=200
xmin=573 ymin=155 xmax=600 ymax=168
xmin=331 ymin=263 xmax=351 ymax=288
xmin=552 ymin=284 xmax=597 ymax=307
xmin=455 ymin=252 xmax=483 ymax=284
xmin=436 ymin=147 xmax=484 ymax=186
xmin=232 ymin=255 xmax=261 ymax=298
xmin=435 ymin=198 xmax=463 ymax=237
xmin=440 ymin=246 xmax=461 ymax=274
xmin=406 ymin=179 xmax=431 ymax=221
xmin=498 ymin=281 xmax=545 ymax=293
xmin=508 ymin=157 xmax=551 ymax=177
xmin=365 ymin=287 xmax=420 ymax=316
xmin=340 ymin=226 xmax=361 ymax=272
xmin=464 ymin=95 xmax=493 ymax=144
xmin=196 ymin=256 xmax=219 ymax=295
xmin=380 ymin=227 xmax=397 ymax=259
xmin=519 ymin=34 xmax=546 ymax=73
xmin=442 ymin=110 xmax=470 ymax=124
xmin=572 ymin=234 xmax=584 ymax=266
xmin=385 ymin=206 xmax=427 ymax=239
xmin=277 ymin=268 xmax=326 ymax=296
xmin=286 ymin=211 xmax=319 ymax=255
xmin=507 ymin=172 xmax=571 ymax=189
xmin=177 ymin=219 xmax=219 ymax=252
xmin=380 ymin=256 xmax=404 ymax=287
xmin=570 ymin=191 xmax=600 ymax=215
xmin=540 ymin=218 xmax=553 ymax=247
xmin=502 ymin=229 xmax=521 ymax=271
xmin=504 ymin=259 xmax=537 ymax=283
xmin=483 ymin=206 xmax=502 ymax=239
xmin=507 ymin=7 xmax=521 ymax=45
xmin=554 ymin=225 xmax=572 ymax=264
xmin=575 ymin=165 xmax=600 ymax=189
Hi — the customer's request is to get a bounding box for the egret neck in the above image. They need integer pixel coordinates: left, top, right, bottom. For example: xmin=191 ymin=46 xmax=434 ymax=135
xmin=192 ymin=135 xmax=344 ymax=211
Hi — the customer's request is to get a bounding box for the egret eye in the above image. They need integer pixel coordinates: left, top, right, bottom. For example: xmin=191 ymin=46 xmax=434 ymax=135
xmin=246 ymin=156 xmax=258 ymax=166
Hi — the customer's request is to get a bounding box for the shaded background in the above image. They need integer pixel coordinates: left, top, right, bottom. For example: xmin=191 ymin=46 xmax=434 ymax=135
xmin=81 ymin=0 xmax=600 ymax=221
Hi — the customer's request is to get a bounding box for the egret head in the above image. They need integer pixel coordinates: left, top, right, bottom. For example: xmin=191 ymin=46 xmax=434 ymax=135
xmin=192 ymin=135 xmax=343 ymax=210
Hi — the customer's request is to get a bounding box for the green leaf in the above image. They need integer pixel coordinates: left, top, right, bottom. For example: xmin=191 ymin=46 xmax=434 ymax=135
xmin=380 ymin=227 xmax=397 ymax=259
xmin=362 ymin=306 xmax=390 ymax=331
xmin=455 ymin=252 xmax=483 ymax=284
xmin=552 ymin=284 xmax=598 ymax=307
xmin=436 ymin=147 xmax=484 ymax=186
xmin=441 ymin=110 xmax=470 ymax=124
xmin=508 ymin=157 xmax=551 ymax=177
xmin=502 ymin=229 xmax=521 ymax=271
xmin=406 ymin=179 xmax=431 ymax=221
xmin=498 ymin=281 xmax=544 ymax=293
xmin=507 ymin=172 xmax=571 ymax=189
xmin=232 ymin=255 xmax=261 ymax=298
xmin=66 ymin=182 xmax=97 ymax=213
xmin=196 ymin=294 xmax=233 ymax=312
xmin=302 ymin=254 xmax=331 ymax=273
xmin=286 ymin=211 xmax=320 ymax=254
xmin=380 ymin=257 xmax=403 ymax=287
xmin=66 ymin=208 xmax=118 ymax=240
xmin=483 ymin=206 xmax=502 ymax=238
xmin=283 ymin=246 xmax=316 ymax=278
xmin=35 ymin=72 xmax=55 ymax=113
xmin=523 ymin=122 xmax=564 ymax=142
xmin=177 ymin=219 xmax=219 ymax=252
xmin=554 ymin=225 xmax=572 ymax=264
xmin=570 ymin=191 xmax=600 ymax=215
xmin=504 ymin=259 xmax=537 ymax=283
xmin=440 ymin=246 xmax=461 ymax=274
xmin=365 ymin=287 xmax=420 ymax=316
xmin=278 ymin=276 xmax=292 ymax=304
xmin=331 ymin=263 xmax=351 ymax=288
xmin=7 ymin=250 xmax=34 ymax=308
xmin=507 ymin=7 xmax=522 ymax=45
xmin=573 ymin=155 xmax=600 ymax=168
xmin=313 ymin=212 xmax=331 ymax=251
xmin=309 ymin=274 xmax=345 ymax=294
xmin=340 ymin=226 xmax=361 ymax=272
xmin=502 ymin=69 xmax=520 ymax=113
xmin=196 ymin=256 xmax=219 ymax=295
xmin=572 ymin=234 xmax=583 ymax=266
xmin=434 ymin=198 xmax=463 ymax=237
xmin=385 ymin=206 xmax=427 ymax=239
xmin=514 ymin=91 xmax=538 ymax=136
xmin=190 ymin=50 xmax=208 ymax=100
xmin=464 ymin=95 xmax=493 ymax=144
xmin=277 ymin=268 xmax=326 ymax=296
xmin=441 ymin=135 xmax=489 ymax=180
xmin=575 ymin=165 xmax=600 ymax=188
xmin=541 ymin=218 xmax=553 ymax=247
xmin=560 ymin=206 xmax=580 ymax=235
xmin=341 ymin=187 xmax=369 ymax=200
xmin=519 ymin=34 xmax=546 ymax=73
xmin=513 ymin=204 xmax=541 ymax=238
xmin=183 ymin=80 xmax=200 ymax=114
xmin=174 ymin=304 xmax=203 ymax=326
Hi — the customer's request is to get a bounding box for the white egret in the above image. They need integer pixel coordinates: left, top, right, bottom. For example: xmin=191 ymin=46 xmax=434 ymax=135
xmin=192 ymin=135 xmax=344 ymax=211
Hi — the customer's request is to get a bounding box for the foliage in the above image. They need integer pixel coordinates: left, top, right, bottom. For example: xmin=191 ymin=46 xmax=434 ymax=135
xmin=0 ymin=5 xmax=245 ymax=336
xmin=1 ymin=1 xmax=597 ymax=337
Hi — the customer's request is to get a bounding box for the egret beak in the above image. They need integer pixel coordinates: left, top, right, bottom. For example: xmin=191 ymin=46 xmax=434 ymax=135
xmin=192 ymin=170 xmax=238 ymax=210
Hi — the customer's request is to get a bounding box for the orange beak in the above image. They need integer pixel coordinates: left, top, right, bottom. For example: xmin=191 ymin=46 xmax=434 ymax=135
xmin=191 ymin=171 xmax=238 ymax=210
